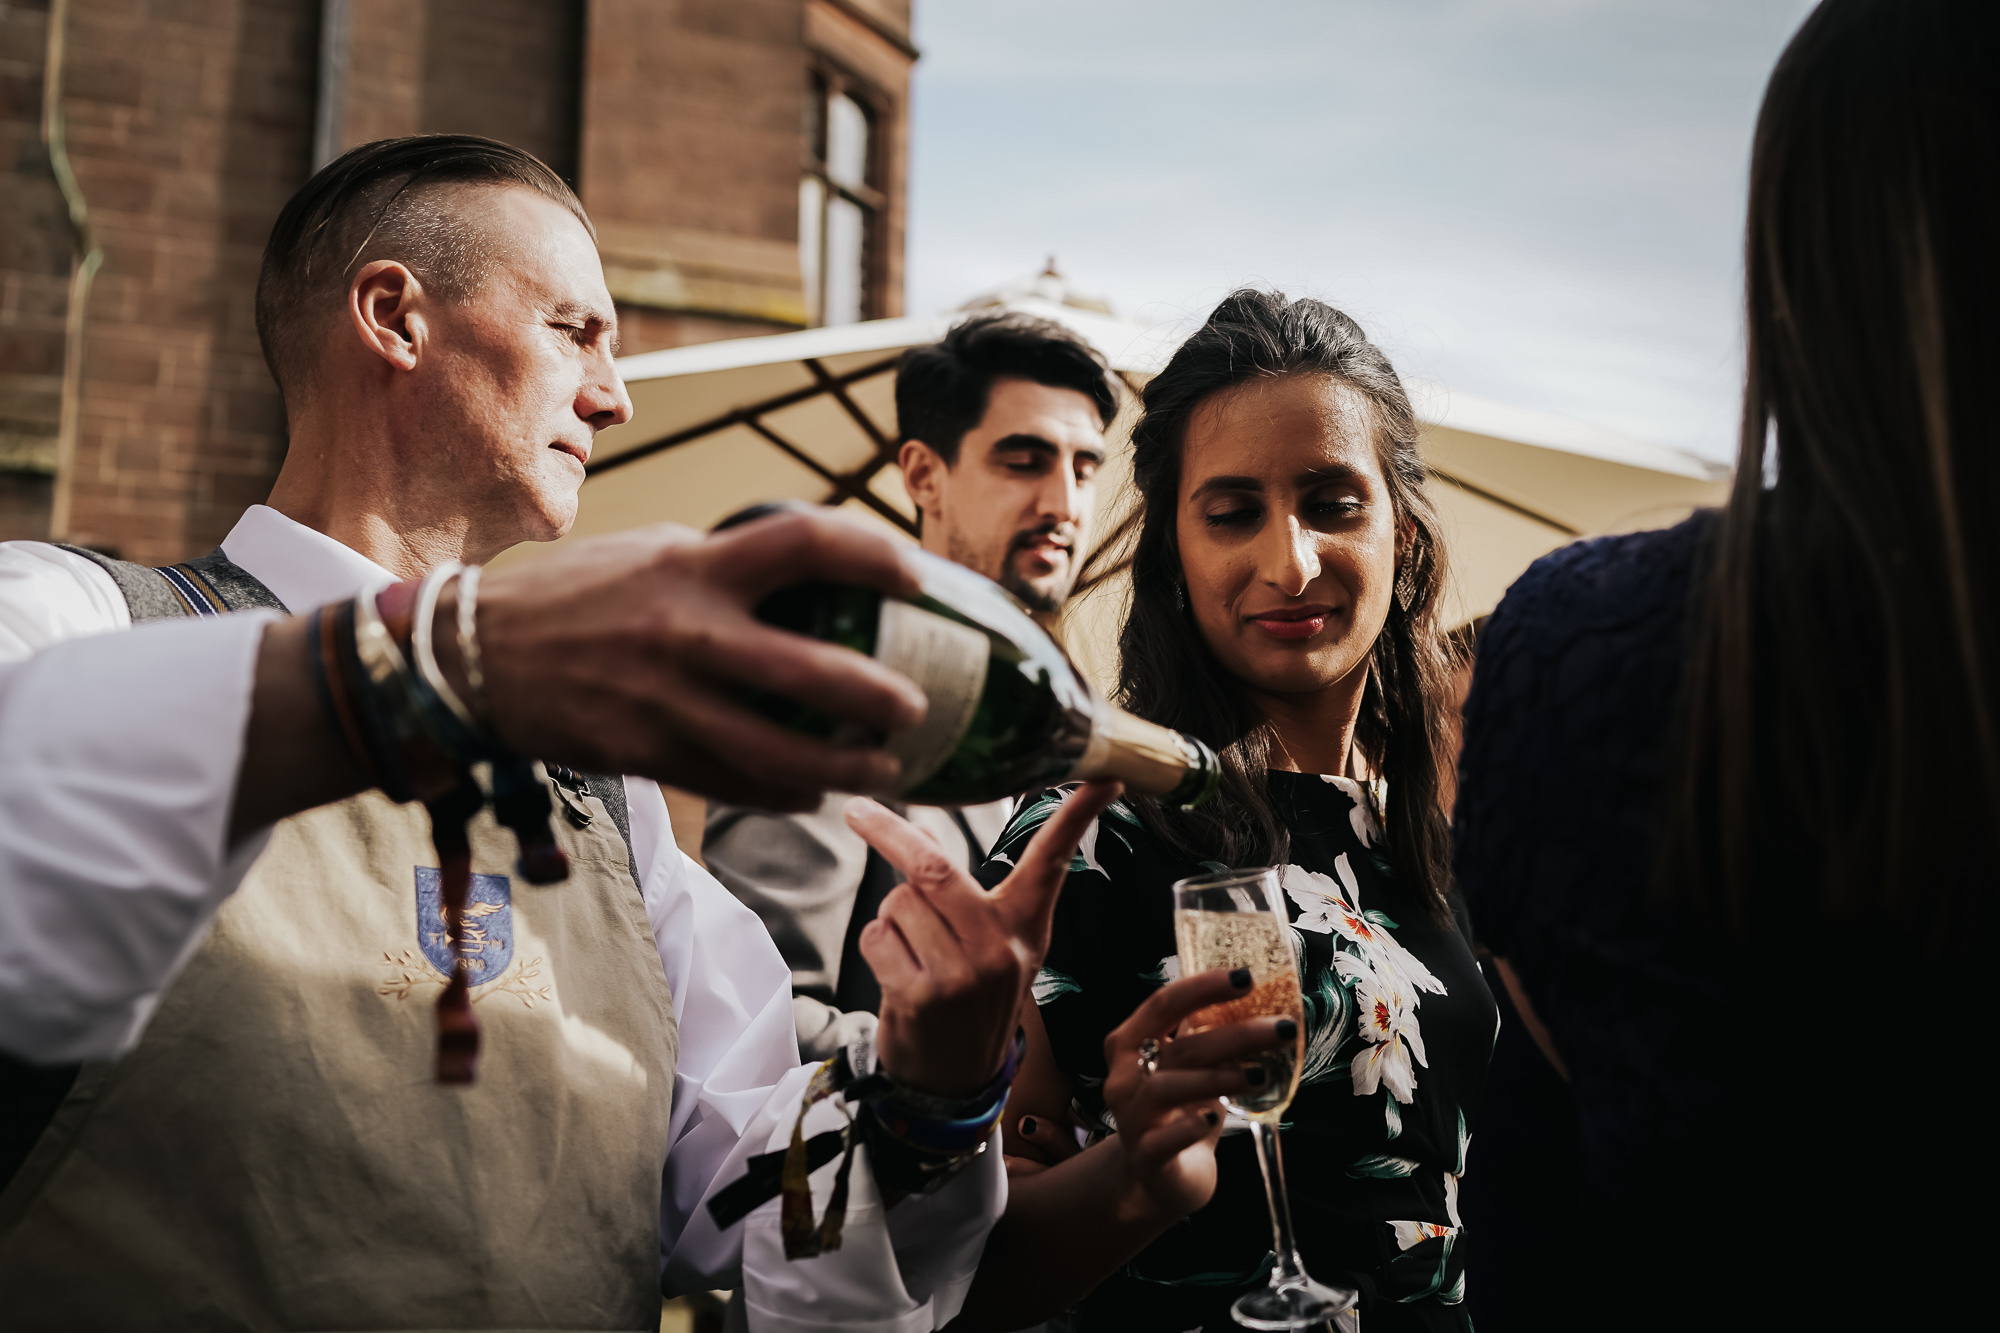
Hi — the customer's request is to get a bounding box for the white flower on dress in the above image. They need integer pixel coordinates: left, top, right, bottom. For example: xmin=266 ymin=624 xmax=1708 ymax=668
xmin=1345 ymin=956 xmax=1427 ymax=1103
xmin=1390 ymin=1218 xmax=1455 ymax=1252
xmin=1389 ymin=1174 xmax=1462 ymax=1254
xmin=1321 ymin=775 xmax=1384 ymax=848
xmin=1284 ymin=858 xmax=1445 ymax=995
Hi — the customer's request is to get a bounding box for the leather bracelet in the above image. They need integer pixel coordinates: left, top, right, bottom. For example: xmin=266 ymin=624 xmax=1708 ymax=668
xmin=308 ymin=602 xmax=383 ymax=791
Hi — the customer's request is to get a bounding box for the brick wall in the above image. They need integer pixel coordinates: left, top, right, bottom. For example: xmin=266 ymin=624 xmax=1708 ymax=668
xmin=44 ymin=0 xmax=317 ymax=563
xmin=1 ymin=0 xmax=80 ymax=540
xmin=581 ymin=0 xmax=810 ymax=352
xmin=1 ymin=0 xmax=913 ymax=561
xmin=330 ymin=0 xmax=583 ymax=184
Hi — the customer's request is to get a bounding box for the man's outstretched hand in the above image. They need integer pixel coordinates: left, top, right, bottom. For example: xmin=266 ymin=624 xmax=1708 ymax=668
xmin=236 ymin=508 xmax=928 ymax=838
xmin=463 ymin=508 xmax=927 ymax=811
xmin=845 ymin=782 xmax=1121 ymax=1098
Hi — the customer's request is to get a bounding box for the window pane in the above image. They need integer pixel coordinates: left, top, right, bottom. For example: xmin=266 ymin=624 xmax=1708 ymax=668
xmin=827 ymin=93 xmax=870 ymax=190
xmin=824 ymin=194 xmax=866 ymax=326
xmin=799 ymin=176 xmax=825 ymax=326
xmin=807 ymin=73 xmax=828 ymax=163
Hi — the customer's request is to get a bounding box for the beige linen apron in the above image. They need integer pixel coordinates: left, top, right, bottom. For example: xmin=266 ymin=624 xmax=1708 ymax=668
xmin=0 ymin=552 xmax=678 ymax=1331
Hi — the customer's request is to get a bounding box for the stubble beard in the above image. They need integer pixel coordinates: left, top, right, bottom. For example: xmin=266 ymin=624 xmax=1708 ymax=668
xmin=999 ymin=542 xmax=1076 ymax=615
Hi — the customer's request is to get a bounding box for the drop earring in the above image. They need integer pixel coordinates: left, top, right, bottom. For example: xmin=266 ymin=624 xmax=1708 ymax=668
xmin=1394 ymin=562 xmax=1416 ymax=613
xmin=1173 ymin=582 xmax=1187 ymax=612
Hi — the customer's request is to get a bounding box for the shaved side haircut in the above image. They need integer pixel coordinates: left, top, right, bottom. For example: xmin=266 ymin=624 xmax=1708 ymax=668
xmin=255 ymin=134 xmax=591 ymax=406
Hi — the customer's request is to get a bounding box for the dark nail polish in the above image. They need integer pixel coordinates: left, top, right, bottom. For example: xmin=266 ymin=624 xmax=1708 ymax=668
xmin=1202 ymin=1109 xmax=1220 ymax=1127
xmin=1020 ymin=1116 xmax=1037 ymax=1135
xmin=1229 ymin=967 xmax=1252 ymax=989
xmin=1276 ymin=1018 xmax=1297 ymax=1042
xmin=1245 ymin=1065 xmax=1268 ymax=1086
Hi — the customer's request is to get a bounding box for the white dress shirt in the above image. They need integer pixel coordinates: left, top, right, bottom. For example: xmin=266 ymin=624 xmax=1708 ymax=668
xmin=0 ymin=507 xmax=1000 ymax=1329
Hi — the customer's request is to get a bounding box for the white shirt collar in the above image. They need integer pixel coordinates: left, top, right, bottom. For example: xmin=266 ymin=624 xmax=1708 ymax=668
xmin=218 ymin=505 xmax=399 ymax=614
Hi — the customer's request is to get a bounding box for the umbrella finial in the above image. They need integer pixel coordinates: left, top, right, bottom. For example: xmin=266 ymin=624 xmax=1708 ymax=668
xmin=1033 ymin=259 xmax=1065 ymax=303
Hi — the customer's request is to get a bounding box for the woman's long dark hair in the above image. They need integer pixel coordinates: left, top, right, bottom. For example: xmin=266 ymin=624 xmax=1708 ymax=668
xmin=1099 ymin=290 xmax=1456 ymax=917
xmin=1663 ymin=0 xmax=2000 ymax=932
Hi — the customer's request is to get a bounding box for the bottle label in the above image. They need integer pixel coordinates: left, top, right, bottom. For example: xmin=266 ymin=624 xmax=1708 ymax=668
xmin=874 ymin=599 xmax=990 ymax=792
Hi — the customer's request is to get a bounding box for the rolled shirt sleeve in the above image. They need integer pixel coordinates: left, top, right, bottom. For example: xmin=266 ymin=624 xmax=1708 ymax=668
xmin=626 ymin=779 xmax=1004 ymax=1327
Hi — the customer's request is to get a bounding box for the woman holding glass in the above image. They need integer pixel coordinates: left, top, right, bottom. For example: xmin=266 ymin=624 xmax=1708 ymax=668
xmin=949 ymin=290 xmax=1496 ymax=1332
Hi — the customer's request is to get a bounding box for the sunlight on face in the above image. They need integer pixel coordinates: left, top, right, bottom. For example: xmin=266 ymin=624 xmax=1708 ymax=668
xmin=416 ymin=187 xmax=631 ymax=547
xmin=1174 ymin=374 xmax=1402 ymax=700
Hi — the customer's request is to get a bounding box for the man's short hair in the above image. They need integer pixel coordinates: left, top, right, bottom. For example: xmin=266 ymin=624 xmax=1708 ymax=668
xmin=894 ymin=313 xmax=1117 ymax=465
xmin=255 ymin=134 xmax=591 ymax=405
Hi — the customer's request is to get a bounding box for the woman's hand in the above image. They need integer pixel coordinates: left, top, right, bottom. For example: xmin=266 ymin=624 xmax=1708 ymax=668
xmin=844 ymin=781 xmax=1121 ymax=1098
xmin=1098 ymin=967 xmax=1296 ymax=1222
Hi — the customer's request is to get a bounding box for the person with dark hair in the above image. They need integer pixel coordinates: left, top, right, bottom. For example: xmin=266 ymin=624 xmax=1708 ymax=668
xmin=0 ymin=135 xmax=1110 ymax=1329
xmin=1453 ymin=2 xmax=1996 ymax=1326
xmin=853 ymin=291 xmax=1496 ymax=1331
xmin=896 ymin=310 xmax=1118 ymax=614
xmin=704 ymin=311 xmax=1116 ymax=1063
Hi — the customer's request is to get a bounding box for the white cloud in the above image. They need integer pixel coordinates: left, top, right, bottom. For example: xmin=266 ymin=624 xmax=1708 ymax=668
xmin=906 ymin=0 xmax=1818 ymax=460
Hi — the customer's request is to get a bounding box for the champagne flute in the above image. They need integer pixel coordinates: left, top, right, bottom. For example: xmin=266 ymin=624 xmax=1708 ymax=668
xmin=1174 ymin=867 xmax=1358 ymax=1330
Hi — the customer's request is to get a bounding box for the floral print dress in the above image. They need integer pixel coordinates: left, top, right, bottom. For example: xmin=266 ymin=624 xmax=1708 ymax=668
xmin=979 ymin=772 xmax=1495 ymax=1332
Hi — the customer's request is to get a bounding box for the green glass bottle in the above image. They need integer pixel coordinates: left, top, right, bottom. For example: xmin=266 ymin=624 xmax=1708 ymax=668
xmin=752 ymin=546 xmax=1220 ymax=808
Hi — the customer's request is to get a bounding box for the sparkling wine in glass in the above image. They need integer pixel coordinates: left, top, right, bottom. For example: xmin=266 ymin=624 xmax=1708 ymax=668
xmin=1174 ymin=867 xmax=1358 ymax=1330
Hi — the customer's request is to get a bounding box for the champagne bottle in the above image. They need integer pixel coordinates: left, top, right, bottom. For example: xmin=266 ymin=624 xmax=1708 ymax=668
xmin=739 ymin=525 xmax=1220 ymax=808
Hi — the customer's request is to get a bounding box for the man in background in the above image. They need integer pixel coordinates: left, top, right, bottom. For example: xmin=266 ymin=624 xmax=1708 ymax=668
xmin=705 ymin=313 xmax=1117 ymax=1059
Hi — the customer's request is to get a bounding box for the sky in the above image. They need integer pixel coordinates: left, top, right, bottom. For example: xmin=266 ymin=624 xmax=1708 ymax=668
xmin=905 ymin=0 xmax=1820 ymax=462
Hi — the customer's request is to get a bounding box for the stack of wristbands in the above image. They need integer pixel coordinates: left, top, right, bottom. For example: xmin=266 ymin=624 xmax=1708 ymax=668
xmin=305 ymin=562 xmax=569 ymax=1083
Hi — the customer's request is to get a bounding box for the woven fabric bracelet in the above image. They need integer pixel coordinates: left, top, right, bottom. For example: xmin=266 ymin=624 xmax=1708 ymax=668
xmin=705 ymin=1030 xmax=1022 ymax=1252
xmin=330 ymin=595 xmax=424 ymax=801
xmin=847 ymin=1027 xmax=1024 ymax=1144
xmin=850 ymin=1029 xmax=1021 ymax=1190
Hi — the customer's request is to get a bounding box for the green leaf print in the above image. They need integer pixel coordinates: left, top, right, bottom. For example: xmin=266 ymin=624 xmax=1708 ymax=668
xmin=1105 ymin=799 xmax=1144 ymax=827
xmin=1385 ymin=1094 xmax=1403 ymax=1139
xmin=999 ymin=791 xmax=1068 ymax=853
xmin=1033 ymin=968 xmax=1081 ymax=1004
xmin=1297 ymin=941 xmax=1353 ymax=1087
xmin=1348 ymin=1154 xmax=1423 ymax=1178
xmin=1363 ymin=908 xmax=1401 ymax=929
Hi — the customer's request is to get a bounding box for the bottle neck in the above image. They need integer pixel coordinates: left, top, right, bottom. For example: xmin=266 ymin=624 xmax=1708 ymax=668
xmin=1071 ymin=706 xmax=1220 ymax=807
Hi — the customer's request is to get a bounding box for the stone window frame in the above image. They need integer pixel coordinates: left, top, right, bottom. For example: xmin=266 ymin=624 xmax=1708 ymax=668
xmin=801 ymin=57 xmax=890 ymax=327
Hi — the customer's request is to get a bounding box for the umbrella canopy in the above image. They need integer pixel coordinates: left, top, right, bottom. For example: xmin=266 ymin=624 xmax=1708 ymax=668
xmin=499 ymin=299 xmax=1729 ymax=687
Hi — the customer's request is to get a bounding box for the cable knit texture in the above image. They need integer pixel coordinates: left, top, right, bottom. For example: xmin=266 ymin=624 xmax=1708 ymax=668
xmin=1453 ymin=514 xmax=1722 ymax=1210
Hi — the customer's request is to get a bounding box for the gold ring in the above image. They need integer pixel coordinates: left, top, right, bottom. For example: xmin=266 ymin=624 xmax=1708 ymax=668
xmin=1137 ymin=1037 xmax=1162 ymax=1076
